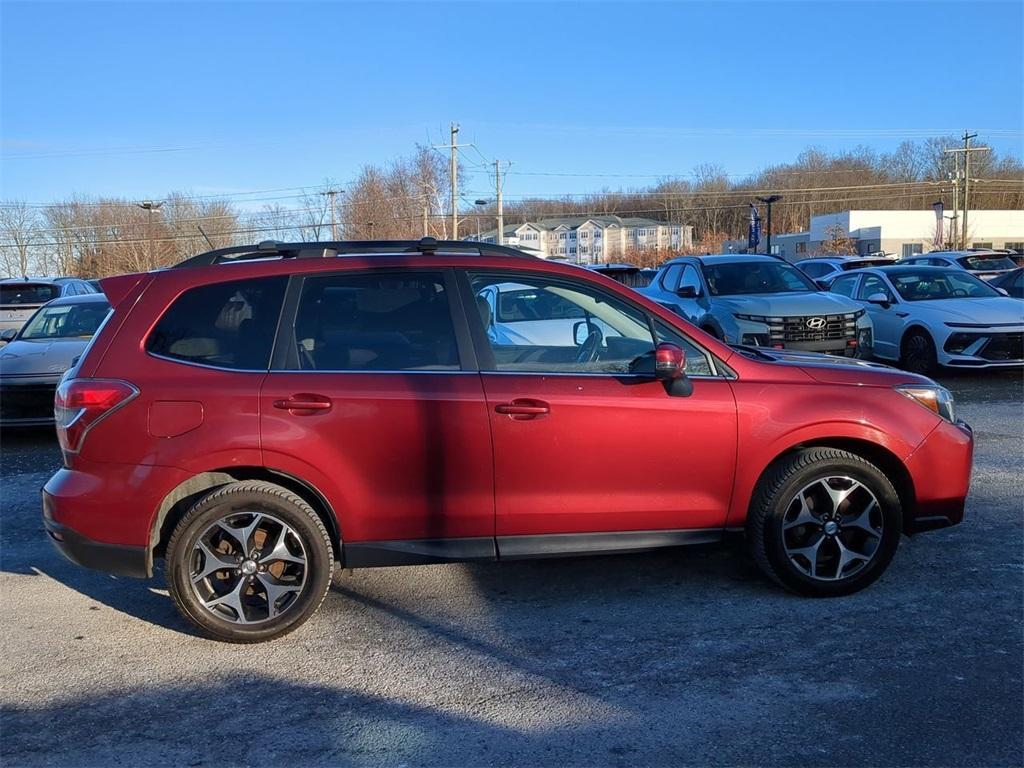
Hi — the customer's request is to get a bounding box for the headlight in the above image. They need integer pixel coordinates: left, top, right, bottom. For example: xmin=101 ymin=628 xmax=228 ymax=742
xmin=733 ymin=313 xmax=766 ymax=323
xmin=896 ymin=384 xmax=956 ymax=423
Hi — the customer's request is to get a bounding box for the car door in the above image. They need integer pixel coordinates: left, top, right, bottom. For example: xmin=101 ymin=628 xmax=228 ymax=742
xmin=463 ymin=269 xmax=737 ymax=552
xmin=857 ymin=273 xmax=903 ymax=360
xmin=260 ymin=269 xmax=495 ymax=561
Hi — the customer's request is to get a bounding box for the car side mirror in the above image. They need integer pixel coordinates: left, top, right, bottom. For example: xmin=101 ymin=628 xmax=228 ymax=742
xmin=0 ymin=328 xmax=17 ymax=343
xmin=654 ymin=342 xmax=693 ymax=397
xmin=676 ymin=285 xmax=699 ymax=299
xmin=573 ymin=320 xmax=591 ymax=346
xmin=866 ymin=292 xmax=892 ymax=308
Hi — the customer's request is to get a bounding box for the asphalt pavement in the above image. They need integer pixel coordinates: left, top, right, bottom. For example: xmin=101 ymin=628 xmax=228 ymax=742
xmin=1 ymin=371 xmax=1021 ymax=767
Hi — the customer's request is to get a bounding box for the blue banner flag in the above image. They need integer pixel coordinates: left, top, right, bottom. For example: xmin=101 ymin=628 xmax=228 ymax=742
xmin=748 ymin=205 xmax=761 ymax=250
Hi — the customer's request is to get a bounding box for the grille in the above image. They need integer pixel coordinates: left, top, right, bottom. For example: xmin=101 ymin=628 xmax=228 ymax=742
xmin=0 ymin=383 xmax=56 ymax=420
xmin=768 ymin=314 xmax=858 ymax=344
xmin=980 ymin=333 xmax=1024 ymax=361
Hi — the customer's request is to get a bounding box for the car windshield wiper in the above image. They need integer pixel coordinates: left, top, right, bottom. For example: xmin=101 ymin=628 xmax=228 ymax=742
xmin=729 ymin=344 xmax=777 ymax=361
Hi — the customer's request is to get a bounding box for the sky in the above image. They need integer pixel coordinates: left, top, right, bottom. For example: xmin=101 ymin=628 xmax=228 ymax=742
xmin=2 ymin=0 xmax=1022 ymax=209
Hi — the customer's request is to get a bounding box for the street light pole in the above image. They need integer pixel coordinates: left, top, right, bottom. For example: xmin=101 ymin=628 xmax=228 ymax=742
xmin=756 ymin=195 xmax=782 ymax=256
xmin=474 ymin=199 xmax=488 ymax=241
xmin=320 ymin=189 xmax=342 ymax=240
xmin=136 ymin=200 xmax=164 ymax=265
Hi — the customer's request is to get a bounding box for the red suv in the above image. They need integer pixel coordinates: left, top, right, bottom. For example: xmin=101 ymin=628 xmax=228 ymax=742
xmin=43 ymin=239 xmax=973 ymax=643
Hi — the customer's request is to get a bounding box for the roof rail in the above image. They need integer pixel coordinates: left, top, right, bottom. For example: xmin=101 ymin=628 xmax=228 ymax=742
xmin=172 ymin=237 xmax=535 ymax=268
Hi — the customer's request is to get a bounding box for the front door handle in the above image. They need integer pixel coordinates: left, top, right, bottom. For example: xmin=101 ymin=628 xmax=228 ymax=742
xmin=273 ymin=393 xmax=333 ymax=413
xmin=495 ymin=399 xmax=550 ymax=419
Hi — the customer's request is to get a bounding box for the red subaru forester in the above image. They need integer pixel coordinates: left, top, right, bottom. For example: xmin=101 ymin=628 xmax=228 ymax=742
xmin=44 ymin=239 xmax=973 ymax=643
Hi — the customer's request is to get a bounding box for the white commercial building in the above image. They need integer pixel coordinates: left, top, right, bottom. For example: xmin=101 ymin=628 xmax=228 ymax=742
xmin=761 ymin=210 xmax=1024 ymax=262
xmin=470 ymin=215 xmax=693 ymax=263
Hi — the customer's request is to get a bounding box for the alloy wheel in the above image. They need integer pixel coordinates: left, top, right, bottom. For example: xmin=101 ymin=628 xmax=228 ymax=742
xmin=189 ymin=512 xmax=308 ymax=624
xmin=782 ymin=476 xmax=883 ymax=581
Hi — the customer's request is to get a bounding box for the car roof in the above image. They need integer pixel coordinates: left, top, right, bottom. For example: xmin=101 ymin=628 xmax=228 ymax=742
xmin=44 ymin=293 xmax=110 ymax=307
xmin=663 ymin=254 xmax=784 ymax=267
xmin=0 ymin=277 xmax=65 ymax=285
xmin=840 ymin=265 xmax=961 ymax=277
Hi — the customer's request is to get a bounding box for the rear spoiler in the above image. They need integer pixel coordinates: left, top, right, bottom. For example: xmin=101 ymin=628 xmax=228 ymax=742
xmin=98 ymin=273 xmax=149 ymax=310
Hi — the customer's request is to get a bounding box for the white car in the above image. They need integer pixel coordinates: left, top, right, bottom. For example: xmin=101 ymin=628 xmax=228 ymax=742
xmin=828 ymin=265 xmax=1024 ymax=373
xmin=795 ymin=255 xmax=896 ymax=285
xmin=900 ymin=250 xmax=1018 ymax=282
xmin=1 ymin=277 xmax=98 ymax=337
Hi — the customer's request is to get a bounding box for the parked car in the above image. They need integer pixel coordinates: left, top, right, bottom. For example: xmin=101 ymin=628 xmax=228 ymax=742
xmin=989 ymin=267 xmax=1024 ymax=299
xmin=640 ymin=255 xmax=873 ymax=357
xmin=1 ymin=277 xmax=97 ymax=338
xmin=45 ymin=238 xmax=973 ymax=643
xmin=827 ymin=266 xmax=1024 ymax=373
xmin=900 ymin=251 xmax=1018 ymax=282
xmin=0 ymin=293 xmax=111 ymax=426
xmin=795 ymin=255 xmax=896 ymax=284
xmin=585 ymin=262 xmax=658 ymax=289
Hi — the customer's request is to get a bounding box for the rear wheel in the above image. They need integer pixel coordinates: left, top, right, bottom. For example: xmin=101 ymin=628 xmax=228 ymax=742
xmin=900 ymin=329 xmax=938 ymax=375
xmin=748 ymin=448 xmax=902 ymax=597
xmin=166 ymin=481 xmax=334 ymax=643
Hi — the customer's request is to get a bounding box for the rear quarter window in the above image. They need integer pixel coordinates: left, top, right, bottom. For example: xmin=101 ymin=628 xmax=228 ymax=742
xmin=146 ymin=276 xmax=287 ymax=370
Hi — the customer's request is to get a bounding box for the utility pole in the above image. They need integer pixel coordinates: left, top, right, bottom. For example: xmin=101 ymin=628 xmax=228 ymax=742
xmin=494 ymin=159 xmax=505 ymax=246
xmin=450 ymin=123 xmax=459 ymax=239
xmin=422 ymin=200 xmax=429 ymax=237
xmin=320 ymin=189 xmax=341 ymax=240
xmin=944 ymin=132 xmax=990 ymax=250
xmin=136 ymin=200 xmax=163 ymax=266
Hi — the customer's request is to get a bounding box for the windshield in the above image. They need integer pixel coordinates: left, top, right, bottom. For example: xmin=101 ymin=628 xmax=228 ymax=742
xmin=1 ymin=283 xmax=59 ymax=306
xmin=889 ymin=270 xmax=999 ymax=301
xmin=704 ymin=261 xmax=817 ymax=295
xmin=19 ymin=301 xmax=110 ymax=340
xmin=957 ymin=255 xmax=1017 ymax=271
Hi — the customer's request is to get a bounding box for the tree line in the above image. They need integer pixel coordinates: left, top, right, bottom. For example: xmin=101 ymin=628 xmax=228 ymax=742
xmin=1 ymin=137 xmax=1021 ymax=278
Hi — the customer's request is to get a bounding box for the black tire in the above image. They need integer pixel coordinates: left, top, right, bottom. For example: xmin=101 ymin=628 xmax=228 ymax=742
xmin=900 ymin=328 xmax=938 ymax=375
xmin=702 ymin=325 xmax=721 ymax=340
xmin=747 ymin=448 xmax=902 ymax=597
xmin=166 ymin=481 xmax=334 ymax=643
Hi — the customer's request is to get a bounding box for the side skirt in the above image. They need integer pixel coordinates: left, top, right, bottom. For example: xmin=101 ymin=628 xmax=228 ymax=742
xmin=343 ymin=529 xmax=722 ymax=568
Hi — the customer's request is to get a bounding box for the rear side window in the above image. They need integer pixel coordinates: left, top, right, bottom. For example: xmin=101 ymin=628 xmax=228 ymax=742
xmin=147 ymin=276 xmax=287 ymax=370
xmin=292 ymin=272 xmax=458 ymax=371
xmin=1 ymin=283 xmax=59 ymax=305
xmin=830 ymin=275 xmax=859 ymax=297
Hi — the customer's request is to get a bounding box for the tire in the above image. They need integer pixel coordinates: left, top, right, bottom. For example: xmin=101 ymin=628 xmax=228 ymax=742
xmin=166 ymin=481 xmax=334 ymax=643
xmin=702 ymin=325 xmax=721 ymax=340
xmin=900 ymin=329 xmax=938 ymax=375
xmin=747 ymin=448 xmax=902 ymax=597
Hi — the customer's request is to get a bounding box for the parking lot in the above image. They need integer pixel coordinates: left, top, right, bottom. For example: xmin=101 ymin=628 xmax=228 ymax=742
xmin=0 ymin=370 xmax=1021 ymax=767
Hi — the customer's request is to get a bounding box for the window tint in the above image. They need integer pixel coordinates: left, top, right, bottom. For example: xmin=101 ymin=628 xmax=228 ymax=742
xmin=147 ymin=276 xmax=287 ymax=370
xmin=799 ymin=262 xmax=829 ymax=278
xmin=830 ymin=275 xmax=859 ymax=297
xmin=1 ymin=283 xmax=59 ymax=305
xmin=20 ymin=300 xmax=110 ymax=340
xmin=472 ymin=273 xmax=657 ymax=374
xmin=293 ymin=272 xmax=458 ymax=371
xmin=858 ymin=275 xmax=893 ymax=301
xmin=659 ymin=264 xmax=682 ymax=291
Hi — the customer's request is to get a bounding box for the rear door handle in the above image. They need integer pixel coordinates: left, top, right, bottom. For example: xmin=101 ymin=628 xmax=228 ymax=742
xmin=495 ymin=399 xmax=550 ymax=418
xmin=273 ymin=393 xmax=333 ymax=413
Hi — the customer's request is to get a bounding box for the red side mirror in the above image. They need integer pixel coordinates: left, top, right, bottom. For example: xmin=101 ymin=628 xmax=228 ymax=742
xmin=654 ymin=342 xmax=686 ymax=380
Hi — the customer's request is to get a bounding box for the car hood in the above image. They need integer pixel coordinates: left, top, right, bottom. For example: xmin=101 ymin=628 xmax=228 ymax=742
xmin=714 ymin=292 xmax=860 ymax=316
xmin=739 ymin=346 xmax=932 ymax=387
xmin=904 ymin=296 xmax=1024 ymax=324
xmin=0 ymin=338 xmax=89 ymax=377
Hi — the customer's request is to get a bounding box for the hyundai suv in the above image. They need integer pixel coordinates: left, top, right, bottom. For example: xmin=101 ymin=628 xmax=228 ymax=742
xmin=44 ymin=238 xmax=973 ymax=643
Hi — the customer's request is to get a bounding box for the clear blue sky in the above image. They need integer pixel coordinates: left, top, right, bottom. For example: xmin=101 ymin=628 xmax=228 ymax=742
xmin=2 ymin=0 xmax=1022 ymax=207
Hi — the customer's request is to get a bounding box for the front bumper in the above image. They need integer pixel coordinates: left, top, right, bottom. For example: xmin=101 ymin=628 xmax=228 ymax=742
xmin=940 ymin=329 xmax=1024 ymax=368
xmin=0 ymin=375 xmax=60 ymax=426
xmin=903 ymin=418 xmax=974 ymax=533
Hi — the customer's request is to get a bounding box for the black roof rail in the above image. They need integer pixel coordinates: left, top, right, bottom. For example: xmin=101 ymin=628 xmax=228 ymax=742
xmin=172 ymin=237 xmax=535 ymax=268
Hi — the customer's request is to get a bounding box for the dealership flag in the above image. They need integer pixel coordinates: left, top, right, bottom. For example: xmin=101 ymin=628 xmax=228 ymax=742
xmin=748 ymin=205 xmax=761 ymax=250
xmin=933 ymin=201 xmax=944 ymax=247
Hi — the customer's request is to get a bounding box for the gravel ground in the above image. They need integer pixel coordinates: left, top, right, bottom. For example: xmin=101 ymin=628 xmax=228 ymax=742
xmin=1 ymin=372 xmax=1021 ymax=767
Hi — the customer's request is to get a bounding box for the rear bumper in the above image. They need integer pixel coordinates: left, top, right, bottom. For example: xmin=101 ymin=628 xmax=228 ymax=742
xmin=43 ymin=517 xmax=149 ymax=578
xmin=904 ymin=418 xmax=974 ymax=533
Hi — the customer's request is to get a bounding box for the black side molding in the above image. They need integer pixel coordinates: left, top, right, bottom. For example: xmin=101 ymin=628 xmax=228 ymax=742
xmin=497 ymin=529 xmax=721 ymax=559
xmin=343 ymin=537 xmax=497 ymax=568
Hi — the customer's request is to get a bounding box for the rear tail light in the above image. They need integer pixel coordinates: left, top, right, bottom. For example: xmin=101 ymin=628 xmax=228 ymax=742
xmin=55 ymin=378 xmax=138 ymax=454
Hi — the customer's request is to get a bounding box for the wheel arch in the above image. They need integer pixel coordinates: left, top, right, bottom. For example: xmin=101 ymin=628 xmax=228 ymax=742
xmin=748 ymin=438 xmax=917 ymax=535
xmin=148 ymin=467 xmax=342 ymax=571
xmin=900 ymin=323 xmax=934 ymax=352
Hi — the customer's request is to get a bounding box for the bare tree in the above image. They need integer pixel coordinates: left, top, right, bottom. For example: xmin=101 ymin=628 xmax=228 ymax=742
xmin=0 ymin=202 xmax=41 ymax=277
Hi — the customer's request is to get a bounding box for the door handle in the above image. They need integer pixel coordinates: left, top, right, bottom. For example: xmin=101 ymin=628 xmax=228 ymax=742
xmin=495 ymin=399 xmax=550 ymax=418
xmin=273 ymin=394 xmax=333 ymax=413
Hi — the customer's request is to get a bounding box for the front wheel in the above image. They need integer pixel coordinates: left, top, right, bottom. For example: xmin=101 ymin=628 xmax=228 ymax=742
xmin=166 ymin=481 xmax=334 ymax=643
xmin=900 ymin=329 xmax=938 ymax=375
xmin=747 ymin=448 xmax=902 ymax=597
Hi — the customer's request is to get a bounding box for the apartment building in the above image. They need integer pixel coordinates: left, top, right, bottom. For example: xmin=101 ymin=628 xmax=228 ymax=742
xmin=470 ymin=215 xmax=693 ymax=263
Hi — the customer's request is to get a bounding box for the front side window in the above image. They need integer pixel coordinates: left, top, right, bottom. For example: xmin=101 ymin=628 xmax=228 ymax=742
xmin=293 ymin=272 xmax=458 ymax=371
xmin=472 ymin=273 xmax=662 ymax=374
xmin=19 ymin=300 xmax=110 ymax=340
xmin=679 ymin=265 xmax=703 ymax=295
xmin=147 ymin=276 xmax=287 ymax=370
xmin=830 ymin=275 xmax=859 ymax=298
xmin=858 ymin=275 xmax=894 ymax=302
xmin=659 ymin=264 xmax=683 ymax=291
xmin=704 ymin=261 xmax=816 ymax=295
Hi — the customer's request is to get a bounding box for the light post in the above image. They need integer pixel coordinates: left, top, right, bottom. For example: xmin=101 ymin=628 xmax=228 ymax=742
xmin=474 ymin=199 xmax=488 ymax=240
xmin=756 ymin=195 xmax=782 ymax=256
xmin=136 ymin=200 xmax=164 ymax=266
